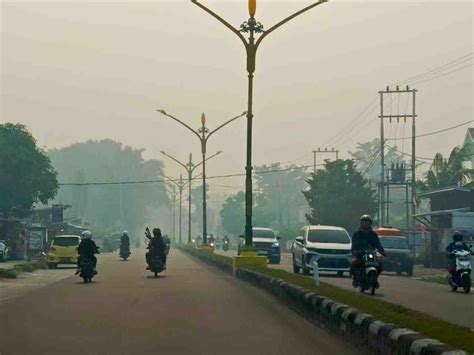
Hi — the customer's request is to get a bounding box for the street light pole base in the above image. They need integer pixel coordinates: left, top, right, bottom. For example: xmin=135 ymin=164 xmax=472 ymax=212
xmin=232 ymin=255 xmax=267 ymax=275
xmin=198 ymin=244 xmax=213 ymax=253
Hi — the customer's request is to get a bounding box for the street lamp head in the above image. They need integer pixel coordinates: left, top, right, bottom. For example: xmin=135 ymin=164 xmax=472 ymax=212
xmin=156 ymin=109 xmax=167 ymax=115
xmin=189 ymin=153 xmax=192 ymax=161
xmin=160 ymin=151 xmax=166 ymax=155
xmin=249 ymin=0 xmax=256 ymax=17
xmin=217 ymin=151 xmax=223 ymax=155
xmin=201 ymin=113 xmax=206 ymax=126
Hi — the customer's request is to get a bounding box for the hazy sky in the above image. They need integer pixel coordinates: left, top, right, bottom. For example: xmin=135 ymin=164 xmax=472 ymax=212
xmin=1 ymin=0 xmax=473 ymax=194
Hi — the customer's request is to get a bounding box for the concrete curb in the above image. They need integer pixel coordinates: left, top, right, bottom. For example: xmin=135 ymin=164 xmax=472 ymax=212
xmin=235 ymin=267 xmax=468 ymax=355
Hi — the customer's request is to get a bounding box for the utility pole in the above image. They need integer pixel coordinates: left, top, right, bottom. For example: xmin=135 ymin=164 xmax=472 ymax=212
xmin=312 ymin=147 xmax=339 ymax=173
xmin=378 ymin=85 xmax=417 ymax=229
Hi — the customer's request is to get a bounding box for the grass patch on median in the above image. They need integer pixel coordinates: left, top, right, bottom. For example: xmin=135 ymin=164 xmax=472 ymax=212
xmin=0 ymin=269 xmax=18 ymax=279
xmin=247 ymin=266 xmax=474 ymax=352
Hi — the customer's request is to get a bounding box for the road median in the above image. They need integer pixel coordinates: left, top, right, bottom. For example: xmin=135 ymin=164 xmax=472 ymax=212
xmin=177 ymin=244 xmax=472 ymax=354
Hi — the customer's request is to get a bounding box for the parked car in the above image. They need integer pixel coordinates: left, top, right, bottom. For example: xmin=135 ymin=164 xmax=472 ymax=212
xmin=0 ymin=239 xmax=9 ymax=262
xmin=238 ymin=227 xmax=281 ymax=264
xmin=376 ymin=227 xmax=414 ymax=276
xmin=292 ymin=225 xmax=352 ymax=276
xmin=47 ymin=235 xmax=81 ymax=269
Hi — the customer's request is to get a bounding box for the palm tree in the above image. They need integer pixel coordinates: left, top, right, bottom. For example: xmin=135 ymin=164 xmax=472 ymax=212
xmin=420 ymin=145 xmax=472 ymax=191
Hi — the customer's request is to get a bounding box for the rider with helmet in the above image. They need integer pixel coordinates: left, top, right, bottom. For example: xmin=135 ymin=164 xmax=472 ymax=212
xmin=351 ymin=215 xmax=386 ymax=287
xmin=146 ymin=228 xmax=167 ymax=270
xmin=76 ymin=231 xmax=100 ymax=275
xmin=446 ymin=231 xmax=471 ymax=276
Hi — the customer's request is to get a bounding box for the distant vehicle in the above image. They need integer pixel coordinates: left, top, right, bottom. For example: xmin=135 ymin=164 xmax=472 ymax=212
xmin=79 ymin=257 xmax=95 ymax=283
xmin=292 ymin=225 xmax=352 ymax=276
xmin=376 ymin=227 xmax=414 ymax=276
xmin=0 ymin=240 xmax=9 ymax=262
xmin=354 ymin=248 xmax=381 ymax=295
xmin=238 ymin=228 xmax=281 ymax=264
xmin=47 ymin=235 xmax=81 ymax=269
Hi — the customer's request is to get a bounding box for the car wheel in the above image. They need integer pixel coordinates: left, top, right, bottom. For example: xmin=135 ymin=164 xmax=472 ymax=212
xmin=292 ymin=255 xmax=300 ymax=274
xmin=406 ymin=267 xmax=414 ymax=277
xmin=48 ymin=263 xmax=54 ymax=269
xmin=337 ymin=271 xmax=344 ymax=277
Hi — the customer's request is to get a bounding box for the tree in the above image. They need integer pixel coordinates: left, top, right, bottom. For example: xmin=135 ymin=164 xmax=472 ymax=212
xmin=0 ymin=123 xmax=58 ymax=220
xmin=220 ymin=191 xmax=245 ymax=236
xmin=420 ymin=145 xmax=472 ymax=191
xmin=253 ymin=164 xmax=307 ymax=231
xmin=48 ymin=139 xmax=169 ymax=235
xmin=304 ymin=159 xmax=377 ymax=233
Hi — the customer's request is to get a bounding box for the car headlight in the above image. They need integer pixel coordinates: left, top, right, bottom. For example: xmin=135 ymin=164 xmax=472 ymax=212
xmin=272 ymin=242 xmax=280 ymax=248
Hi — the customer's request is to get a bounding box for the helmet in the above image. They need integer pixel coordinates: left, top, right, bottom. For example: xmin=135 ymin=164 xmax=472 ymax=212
xmin=81 ymin=230 xmax=92 ymax=239
xmin=123 ymin=231 xmax=129 ymax=236
xmin=452 ymin=231 xmax=463 ymax=242
xmin=360 ymin=215 xmax=373 ymax=223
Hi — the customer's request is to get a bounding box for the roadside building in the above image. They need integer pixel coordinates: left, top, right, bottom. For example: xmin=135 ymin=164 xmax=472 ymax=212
xmin=414 ymin=187 xmax=474 ymax=268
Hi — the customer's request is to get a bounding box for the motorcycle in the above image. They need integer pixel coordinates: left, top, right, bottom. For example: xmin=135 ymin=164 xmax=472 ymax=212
xmin=79 ymin=258 xmax=95 ymax=283
xmin=148 ymin=255 xmax=165 ymax=277
xmin=448 ymin=248 xmax=472 ymax=293
xmin=356 ymin=249 xmax=380 ymax=295
xmin=119 ymin=247 xmax=131 ymax=261
xmin=223 ymin=240 xmax=229 ymax=252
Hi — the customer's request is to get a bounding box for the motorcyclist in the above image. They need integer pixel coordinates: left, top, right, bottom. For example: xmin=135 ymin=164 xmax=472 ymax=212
xmin=446 ymin=231 xmax=471 ymax=277
xmin=351 ymin=215 xmax=386 ymax=287
xmin=120 ymin=231 xmax=130 ymax=254
xmin=76 ymin=231 xmax=100 ymax=275
xmin=145 ymin=228 xmax=167 ymax=270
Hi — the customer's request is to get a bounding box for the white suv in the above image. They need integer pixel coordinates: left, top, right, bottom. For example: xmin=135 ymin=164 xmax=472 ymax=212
xmin=292 ymin=225 xmax=352 ymax=276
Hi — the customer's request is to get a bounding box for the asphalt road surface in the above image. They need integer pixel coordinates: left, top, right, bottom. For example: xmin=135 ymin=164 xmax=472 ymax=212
xmin=218 ymin=250 xmax=474 ymax=329
xmin=0 ymin=249 xmax=360 ymax=355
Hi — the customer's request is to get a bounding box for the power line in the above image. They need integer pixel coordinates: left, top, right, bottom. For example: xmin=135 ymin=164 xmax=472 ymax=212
xmin=392 ymin=52 xmax=473 ymax=86
xmin=408 ymin=64 xmax=473 ymax=86
xmin=386 ymin=120 xmax=473 ymax=140
xmin=59 ymin=163 xmax=322 ymax=187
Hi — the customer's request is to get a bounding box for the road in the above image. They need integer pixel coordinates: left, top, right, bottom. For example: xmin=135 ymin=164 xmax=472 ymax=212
xmin=218 ymin=250 xmax=474 ymax=329
xmin=0 ymin=249 xmax=359 ymax=355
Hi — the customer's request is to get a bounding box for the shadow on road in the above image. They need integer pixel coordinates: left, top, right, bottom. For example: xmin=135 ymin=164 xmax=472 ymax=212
xmin=145 ymin=275 xmax=167 ymax=279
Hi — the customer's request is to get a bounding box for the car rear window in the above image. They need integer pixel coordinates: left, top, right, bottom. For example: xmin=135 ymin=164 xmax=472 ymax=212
xmin=53 ymin=237 xmax=79 ymax=247
xmin=253 ymin=229 xmax=275 ymax=239
xmin=308 ymin=230 xmax=350 ymax=244
xmin=380 ymin=237 xmax=409 ymax=249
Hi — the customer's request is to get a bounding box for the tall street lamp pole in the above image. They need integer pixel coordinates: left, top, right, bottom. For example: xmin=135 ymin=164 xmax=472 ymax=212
xmin=192 ymin=0 xmax=328 ymax=247
xmin=161 ymin=151 xmax=223 ymax=243
xmin=157 ymin=109 xmax=246 ymax=245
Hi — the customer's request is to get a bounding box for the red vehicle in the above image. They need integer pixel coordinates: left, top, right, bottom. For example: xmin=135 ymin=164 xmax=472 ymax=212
xmin=375 ymin=226 xmax=414 ymax=276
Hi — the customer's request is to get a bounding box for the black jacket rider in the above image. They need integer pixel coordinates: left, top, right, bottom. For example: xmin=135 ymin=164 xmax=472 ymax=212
xmin=351 ymin=229 xmax=385 ymax=254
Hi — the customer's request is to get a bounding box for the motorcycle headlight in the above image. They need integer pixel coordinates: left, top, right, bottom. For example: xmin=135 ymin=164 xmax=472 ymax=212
xmin=272 ymin=242 xmax=280 ymax=248
xmin=210 ymin=243 xmax=215 ymax=247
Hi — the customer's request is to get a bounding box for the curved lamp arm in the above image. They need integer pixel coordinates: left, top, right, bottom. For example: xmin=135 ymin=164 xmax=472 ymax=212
xmin=161 ymin=151 xmax=189 ymax=172
xmin=206 ymin=111 xmax=247 ymax=142
xmin=157 ymin=109 xmax=202 ymax=141
xmin=191 ymin=0 xmax=248 ymax=48
xmin=256 ymin=0 xmax=328 ymax=49
xmin=192 ymin=151 xmax=223 ymax=173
